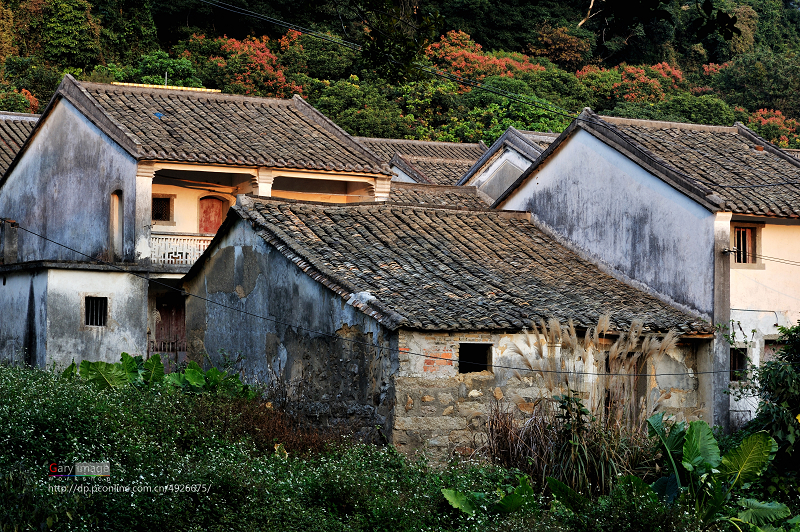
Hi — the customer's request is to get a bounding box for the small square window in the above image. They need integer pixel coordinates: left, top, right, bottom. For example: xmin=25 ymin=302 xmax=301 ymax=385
xmin=152 ymin=197 xmax=171 ymax=222
xmin=85 ymin=297 xmax=108 ymax=327
xmin=458 ymin=343 xmax=491 ymax=373
xmin=733 ymin=227 xmax=755 ymax=264
xmin=730 ymin=348 xmax=747 ymax=381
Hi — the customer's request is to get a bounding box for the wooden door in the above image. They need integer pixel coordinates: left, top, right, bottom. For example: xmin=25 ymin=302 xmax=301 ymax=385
xmin=152 ymin=294 xmax=186 ymax=371
xmin=199 ymin=197 xmax=224 ymax=234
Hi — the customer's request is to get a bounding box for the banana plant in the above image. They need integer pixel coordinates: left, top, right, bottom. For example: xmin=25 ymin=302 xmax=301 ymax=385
xmin=646 ymin=413 xmax=793 ymax=531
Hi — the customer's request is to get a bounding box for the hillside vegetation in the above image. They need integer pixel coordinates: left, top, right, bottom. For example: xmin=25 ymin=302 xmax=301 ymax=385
xmin=2 ymin=0 xmax=800 ymax=146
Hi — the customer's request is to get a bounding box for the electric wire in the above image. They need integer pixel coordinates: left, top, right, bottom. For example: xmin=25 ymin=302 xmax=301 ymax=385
xmin=194 ymin=0 xmax=800 ymax=192
xmin=3 ymin=217 xmax=799 ymax=377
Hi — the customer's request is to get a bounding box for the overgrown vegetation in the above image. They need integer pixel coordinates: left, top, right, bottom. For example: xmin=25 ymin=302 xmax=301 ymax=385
xmin=4 ymin=1 xmax=800 ymax=145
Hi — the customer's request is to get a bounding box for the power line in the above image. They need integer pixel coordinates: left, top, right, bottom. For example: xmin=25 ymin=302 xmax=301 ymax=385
xmin=193 ymin=0 xmax=800 ymax=192
xmin=3 ymin=217 xmax=798 ymax=377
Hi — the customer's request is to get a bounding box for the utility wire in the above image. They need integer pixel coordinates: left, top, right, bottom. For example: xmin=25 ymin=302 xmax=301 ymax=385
xmin=3 ymin=217 xmax=799 ymax=377
xmin=194 ymin=0 xmax=800 ymax=192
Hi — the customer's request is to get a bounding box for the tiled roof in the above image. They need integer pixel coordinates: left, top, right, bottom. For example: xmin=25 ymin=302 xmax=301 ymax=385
xmin=52 ymin=77 xmax=390 ymax=174
xmin=601 ymin=115 xmax=800 ymax=217
xmin=520 ymin=130 xmax=559 ymax=150
xmin=229 ymin=196 xmax=712 ymax=334
xmin=356 ymin=137 xmax=486 ymax=185
xmin=0 ymin=112 xmax=37 ymax=175
xmin=388 ymin=182 xmax=489 ymax=209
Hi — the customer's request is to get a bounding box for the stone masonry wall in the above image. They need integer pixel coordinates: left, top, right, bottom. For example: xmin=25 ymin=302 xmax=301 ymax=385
xmin=391 ymin=329 xmax=710 ymax=458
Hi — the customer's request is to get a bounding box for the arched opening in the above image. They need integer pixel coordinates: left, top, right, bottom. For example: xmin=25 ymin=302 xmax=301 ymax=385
xmin=110 ymin=191 xmax=123 ymax=261
xmin=198 ymin=196 xmax=226 ymax=234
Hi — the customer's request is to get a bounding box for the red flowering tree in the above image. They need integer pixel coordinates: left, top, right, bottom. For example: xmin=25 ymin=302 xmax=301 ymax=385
xmin=612 ymin=65 xmax=665 ymax=103
xmin=424 ymin=30 xmax=544 ymax=84
xmin=180 ymin=34 xmax=302 ymax=98
xmin=745 ymin=108 xmax=800 ymax=148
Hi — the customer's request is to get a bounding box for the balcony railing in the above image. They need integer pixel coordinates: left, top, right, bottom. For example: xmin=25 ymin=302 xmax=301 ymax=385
xmin=151 ymin=232 xmax=214 ymax=265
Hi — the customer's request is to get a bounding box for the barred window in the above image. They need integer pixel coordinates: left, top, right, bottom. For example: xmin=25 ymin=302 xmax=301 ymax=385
xmin=152 ymin=197 xmax=171 ymax=222
xmin=734 ymin=227 xmax=755 ymax=264
xmin=85 ymin=297 xmax=108 ymax=327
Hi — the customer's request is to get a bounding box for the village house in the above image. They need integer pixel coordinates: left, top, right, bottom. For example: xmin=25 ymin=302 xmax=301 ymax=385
xmin=493 ymin=110 xmax=800 ymax=427
xmin=181 ymin=195 xmax=716 ymax=455
xmin=0 ymin=76 xmax=395 ymax=368
xmin=457 ymin=127 xmax=559 ymax=201
xmin=355 ymin=136 xmax=487 ymax=186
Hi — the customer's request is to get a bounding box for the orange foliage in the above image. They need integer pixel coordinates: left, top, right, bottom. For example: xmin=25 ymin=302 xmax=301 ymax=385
xmin=425 ymin=30 xmax=545 ymax=84
xmin=21 ymin=89 xmax=38 ymax=113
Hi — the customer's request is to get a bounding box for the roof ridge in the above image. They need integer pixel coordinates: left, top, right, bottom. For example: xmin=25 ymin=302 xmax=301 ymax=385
xmin=356 ymin=136 xmax=484 ymax=149
xmin=0 ymin=111 xmax=39 ymax=122
xmin=82 ymin=80 xmax=291 ymax=106
xmin=599 ymin=115 xmax=739 ymax=133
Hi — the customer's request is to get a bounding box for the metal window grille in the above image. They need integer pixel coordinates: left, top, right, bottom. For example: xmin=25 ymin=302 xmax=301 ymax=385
xmin=85 ymin=297 xmax=108 ymax=326
xmin=152 ymin=197 xmax=171 ymax=221
xmin=734 ymin=227 xmax=755 ymax=263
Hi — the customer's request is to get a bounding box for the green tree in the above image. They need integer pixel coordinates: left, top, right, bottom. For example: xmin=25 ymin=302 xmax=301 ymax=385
xmin=132 ymin=50 xmax=201 ymax=87
xmin=39 ymin=0 xmax=101 ymax=68
xmin=311 ymin=75 xmax=413 ymax=138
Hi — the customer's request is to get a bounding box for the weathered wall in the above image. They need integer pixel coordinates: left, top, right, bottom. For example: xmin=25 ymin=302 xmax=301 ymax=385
xmin=730 ymin=221 xmax=800 ymax=337
xmin=45 ymin=269 xmax=148 ymax=368
xmin=499 ymin=129 xmax=717 ymax=317
xmin=392 ymin=329 xmax=708 ymax=457
xmin=0 ymin=269 xmax=47 ymax=366
xmin=0 ymin=99 xmax=138 ymax=263
xmin=183 ymin=219 xmax=399 ymax=433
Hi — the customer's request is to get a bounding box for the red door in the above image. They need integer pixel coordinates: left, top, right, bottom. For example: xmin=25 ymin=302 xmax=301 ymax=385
xmin=199 ymin=197 xmax=224 ymax=234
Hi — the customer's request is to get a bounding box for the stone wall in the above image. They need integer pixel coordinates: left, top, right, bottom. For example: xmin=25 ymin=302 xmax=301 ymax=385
xmin=391 ymin=329 xmax=711 ymax=458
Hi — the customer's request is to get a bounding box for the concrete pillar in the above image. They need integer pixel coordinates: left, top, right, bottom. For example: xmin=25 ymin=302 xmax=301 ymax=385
xmin=253 ymin=167 xmax=274 ymax=197
xmin=135 ymin=162 xmax=155 ymax=263
xmin=713 ymin=211 xmax=732 ymax=430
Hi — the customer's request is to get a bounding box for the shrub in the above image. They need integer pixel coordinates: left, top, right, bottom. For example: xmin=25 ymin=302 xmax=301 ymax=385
xmin=608 ymin=93 xmax=735 ymax=126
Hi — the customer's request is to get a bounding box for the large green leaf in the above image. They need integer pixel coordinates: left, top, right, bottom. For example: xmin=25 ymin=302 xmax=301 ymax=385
xmin=546 ymin=477 xmax=588 ymax=514
xmin=651 ymin=474 xmax=679 ymax=504
xmin=204 ymin=367 xmax=225 ymax=388
xmin=737 ymin=499 xmax=791 ymax=526
xmin=120 ymin=352 xmax=141 ymax=384
xmin=60 ymin=361 xmax=76 ymax=380
xmin=493 ymin=476 xmax=536 ymax=514
xmin=647 ymin=412 xmax=686 ymax=487
xmin=165 ymin=372 xmax=188 ymax=389
xmin=442 ymin=489 xmax=476 ymax=515
xmin=682 ymin=420 xmax=720 ymax=472
xmin=80 ymin=361 xmax=128 ymax=390
xmin=720 ymin=432 xmax=776 ymax=488
xmin=183 ymin=368 xmax=206 ymax=390
xmin=142 ymin=354 xmax=164 ymax=384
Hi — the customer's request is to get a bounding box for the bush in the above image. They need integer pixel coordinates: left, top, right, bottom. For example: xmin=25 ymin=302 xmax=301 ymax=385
xmin=608 ymin=93 xmax=735 ymax=125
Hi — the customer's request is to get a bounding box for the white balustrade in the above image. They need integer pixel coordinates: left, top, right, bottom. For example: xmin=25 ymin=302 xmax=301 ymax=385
xmin=151 ymin=233 xmax=214 ymax=265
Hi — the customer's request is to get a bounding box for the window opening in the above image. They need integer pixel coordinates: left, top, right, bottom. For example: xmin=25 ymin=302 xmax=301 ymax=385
xmin=458 ymin=343 xmax=491 ymax=373
xmin=730 ymin=348 xmax=747 ymax=381
xmin=85 ymin=297 xmax=108 ymax=327
xmin=734 ymin=227 xmax=755 ymax=264
xmin=152 ymin=197 xmax=171 ymax=222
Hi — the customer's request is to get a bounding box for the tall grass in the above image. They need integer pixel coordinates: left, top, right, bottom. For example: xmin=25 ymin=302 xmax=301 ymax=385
xmin=487 ymin=316 xmax=680 ymax=496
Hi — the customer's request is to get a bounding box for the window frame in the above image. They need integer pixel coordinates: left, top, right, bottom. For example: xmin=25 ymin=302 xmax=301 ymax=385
xmin=730 ymin=222 xmax=765 ymax=270
xmin=151 ymin=194 xmax=177 ymax=226
xmin=80 ymin=294 xmax=111 ymax=329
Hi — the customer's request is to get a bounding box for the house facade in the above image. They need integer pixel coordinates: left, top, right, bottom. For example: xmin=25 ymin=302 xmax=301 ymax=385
xmin=493 ymin=110 xmax=800 ymax=427
xmin=182 ymin=195 xmax=716 ymax=455
xmin=0 ymin=76 xmax=392 ymax=368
